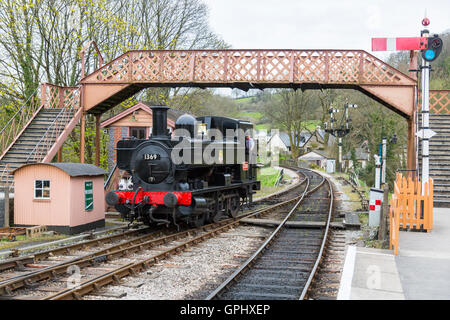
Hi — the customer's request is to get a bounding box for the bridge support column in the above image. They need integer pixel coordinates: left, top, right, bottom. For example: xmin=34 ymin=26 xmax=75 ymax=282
xmin=57 ymin=148 xmax=63 ymax=162
xmin=95 ymin=114 xmax=101 ymax=167
xmin=80 ymin=112 xmax=85 ymax=164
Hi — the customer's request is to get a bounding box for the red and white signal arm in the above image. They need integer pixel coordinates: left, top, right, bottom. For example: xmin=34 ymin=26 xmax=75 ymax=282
xmin=242 ymin=162 xmax=249 ymax=171
xmin=372 ymin=37 xmax=427 ymax=51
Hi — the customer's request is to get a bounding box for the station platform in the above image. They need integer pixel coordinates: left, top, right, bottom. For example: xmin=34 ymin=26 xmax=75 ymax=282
xmin=338 ymin=207 xmax=450 ymax=300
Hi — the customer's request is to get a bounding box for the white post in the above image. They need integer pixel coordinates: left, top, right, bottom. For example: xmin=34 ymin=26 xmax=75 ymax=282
xmin=345 ymin=106 xmax=350 ymax=130
xmin=338 ymin=137 xmax=342 ymax=172
xmin=421 ymin=59 xmax=430 ymax=194
xmin=382 ymin=137 xmax=387 ymax=185
xmin=374 ymin=155 xmax=381 ymax=189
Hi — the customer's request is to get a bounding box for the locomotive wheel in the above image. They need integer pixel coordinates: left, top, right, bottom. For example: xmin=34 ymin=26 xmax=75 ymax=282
xmin=190 ymin=212 xmax=206 ymax=228
xmin=227 ymin=195 xmax=240 ymax=218
xmin=209 ymin=195 xmax=224 ymax=223
xmin=210 ymin=211 xmax=223 ymax=224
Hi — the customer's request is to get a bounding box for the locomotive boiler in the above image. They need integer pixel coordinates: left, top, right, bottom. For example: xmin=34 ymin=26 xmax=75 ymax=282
xmin=105 ymin=106 xmax=260 ymax=228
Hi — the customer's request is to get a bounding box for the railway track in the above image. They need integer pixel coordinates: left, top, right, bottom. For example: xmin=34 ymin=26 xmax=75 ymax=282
xmin=205 ymin=168 xmax=335 ymax=300
xmin=0 ymin=168 xmax=307 ymax=300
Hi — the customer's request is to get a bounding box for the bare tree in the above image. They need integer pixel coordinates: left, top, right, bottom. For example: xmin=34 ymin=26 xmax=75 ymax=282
xmin=265 ymin=89 xmax=313 ymax=159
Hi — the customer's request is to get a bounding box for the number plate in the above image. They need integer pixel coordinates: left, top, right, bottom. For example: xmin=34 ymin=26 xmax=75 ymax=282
xmin=143 ymin=153 xmax=161 ymax=160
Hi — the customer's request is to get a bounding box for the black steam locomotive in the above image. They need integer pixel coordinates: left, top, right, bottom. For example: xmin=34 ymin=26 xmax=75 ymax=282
xmin=105 ymin=106 xmax=260 ymax=228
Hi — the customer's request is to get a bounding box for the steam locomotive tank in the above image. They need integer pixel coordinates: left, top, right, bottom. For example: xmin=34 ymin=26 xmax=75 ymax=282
xmin=105 ymin=105 xmax=260 ymax=228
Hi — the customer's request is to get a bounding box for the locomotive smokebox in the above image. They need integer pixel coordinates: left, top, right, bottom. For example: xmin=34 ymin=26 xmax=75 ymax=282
xmin=151 ymin=105 xmax=170 ymax=137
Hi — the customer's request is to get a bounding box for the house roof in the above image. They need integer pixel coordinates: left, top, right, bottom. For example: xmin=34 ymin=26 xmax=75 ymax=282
xmin=100 ymin=102 xmax=177 ymax=128
xmin=141 ymin=102 xmax=189 ymax=121
xmin=298 ymin=150 xmax=328 ymax=160
xmin=316 ymin=129 xmax=326 ymax=141
xmin=14 ymin=163 xmax=107 ymax=177
xmin=269 ymin=132 xmax=312 ymax=148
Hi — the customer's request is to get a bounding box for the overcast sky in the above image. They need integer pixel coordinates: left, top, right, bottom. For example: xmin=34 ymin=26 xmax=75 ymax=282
xmin=203 ymin=0 xmax=449 ymax=60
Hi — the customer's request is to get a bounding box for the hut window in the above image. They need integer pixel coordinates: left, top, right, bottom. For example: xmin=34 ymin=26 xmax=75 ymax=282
xmin=35 ymin=180 xmax=50 ymax=199
xmin=130 ymin=127 xmax=146 ymax=139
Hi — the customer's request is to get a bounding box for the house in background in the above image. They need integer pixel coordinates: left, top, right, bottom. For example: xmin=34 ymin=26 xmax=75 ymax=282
xmin=342 ymin=146 xmax=370 ymax=170
xmin=298 ymin=150 xmax=331 ymax=169
xmin=101 ymin=102 xmax=183 ymax=173
xmin=267 ymin=132 xmax=312 ymax=154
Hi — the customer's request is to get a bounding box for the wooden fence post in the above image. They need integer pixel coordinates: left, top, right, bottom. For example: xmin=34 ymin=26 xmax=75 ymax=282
xmin=4 ymin=185 xmax=9 ymax=228
xmin=379 ymin=184 xmax=389 ymax=242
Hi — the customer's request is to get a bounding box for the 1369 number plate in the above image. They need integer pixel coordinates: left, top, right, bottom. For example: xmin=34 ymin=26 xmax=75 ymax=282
xmin=143 ymin=153 xmax=160 ymax=160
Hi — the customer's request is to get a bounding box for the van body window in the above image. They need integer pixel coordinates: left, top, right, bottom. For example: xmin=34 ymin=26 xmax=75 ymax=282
xmin=35 ymin=180 xmax=50 ymax=199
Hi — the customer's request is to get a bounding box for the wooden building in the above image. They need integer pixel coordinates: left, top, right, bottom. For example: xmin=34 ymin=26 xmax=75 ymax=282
xmin=101 ymin=102 xmax=179 ymax=173
xmin=13 ymin=163 xmax=106 ymax=234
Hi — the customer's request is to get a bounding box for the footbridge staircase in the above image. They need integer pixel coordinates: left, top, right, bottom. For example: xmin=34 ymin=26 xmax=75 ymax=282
xmin=0 ymin=84 xmax=82 ymax=185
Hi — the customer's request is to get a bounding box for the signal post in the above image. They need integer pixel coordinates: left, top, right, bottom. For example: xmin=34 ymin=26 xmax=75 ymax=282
xmin=372 ymin=17 xmax=443 ymax=189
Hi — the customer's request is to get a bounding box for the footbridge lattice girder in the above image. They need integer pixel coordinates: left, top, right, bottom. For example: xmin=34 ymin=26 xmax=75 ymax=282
xmin=79 ymin=49 xmax=417 ymax=118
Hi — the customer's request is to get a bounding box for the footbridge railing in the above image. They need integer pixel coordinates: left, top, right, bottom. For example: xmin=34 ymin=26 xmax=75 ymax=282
xmin=0 ymin=89 xmax=41 ymax=158
xmin=82 ymin=49 xmax=416 ymax=86
xmin=27 ymin=86 xmax=81 ymax=163
xmin=428 ymin=90 xmax=450 ymax=114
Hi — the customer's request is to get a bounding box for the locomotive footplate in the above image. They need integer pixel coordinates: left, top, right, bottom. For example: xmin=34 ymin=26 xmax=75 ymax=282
xmin=189 ymin=181 xmax=261 ymax=195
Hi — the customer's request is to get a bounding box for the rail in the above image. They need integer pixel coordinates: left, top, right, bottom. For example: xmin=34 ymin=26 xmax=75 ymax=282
xmin=0 ymin=172 xmax=306 ymax=298
xmin=299 ymin=171 xmax=334 ymax=299
xmin=41 ymin=180 xmax=308 ymax=300
xmin=206 ymin=168 xmax=333 ymax=300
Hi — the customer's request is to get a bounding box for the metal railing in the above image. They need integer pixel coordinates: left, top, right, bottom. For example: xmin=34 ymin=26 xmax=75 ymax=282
xmin=104 ymin=163 xmax=118 ymax=190
xmin=0 ymin=88 xmax=41 ymax=158
xmin=26 ymin=87 xmax=80 ymax=162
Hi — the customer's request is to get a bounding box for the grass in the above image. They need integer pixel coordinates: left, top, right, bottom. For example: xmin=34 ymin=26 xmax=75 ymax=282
xmin=358 ymin=212 xmax=369 ymax=225
xmin=0 ymin=234 xmax=68 ymax=251
xmin=254 ymin=167 xmax=284 ymax=199
xmin=235 ymin=112 xmax=264 ymax=120
xmin=234 ymin=96 xmax=254 ymax=104
xmin=255 ymin=169 xmax=295 ymax=199
xmin=258 ymin=167 xmax=281 ymax=187
xmin=303 ymin=120 xmax=321 ymax=131
xmin=331 ymin=171 xmax=367 ymax=211
xmin=254 ymin=123 xmax=271 ymax=131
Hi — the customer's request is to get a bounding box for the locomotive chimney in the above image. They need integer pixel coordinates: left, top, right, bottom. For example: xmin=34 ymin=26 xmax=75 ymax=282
xmin=151 ymin=106 xmax=170 ymax=137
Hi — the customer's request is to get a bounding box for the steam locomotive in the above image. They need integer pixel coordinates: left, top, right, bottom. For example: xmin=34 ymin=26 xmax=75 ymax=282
xmin=105 ymin=106 xmax=260 ymax=228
